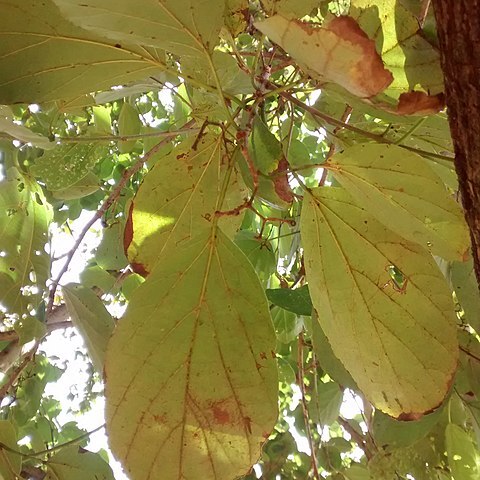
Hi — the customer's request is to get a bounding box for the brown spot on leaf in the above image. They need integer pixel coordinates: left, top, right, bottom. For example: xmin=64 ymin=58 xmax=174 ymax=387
xmin=153 ymin=414 xmax=167 ymax=424
xmin=397 ymin=411 xmax=424 ymax=421
xmin=396 ymin=91 xmax=445 ymax=115
xmin=210 ymin=400 xmax=231 ymax=425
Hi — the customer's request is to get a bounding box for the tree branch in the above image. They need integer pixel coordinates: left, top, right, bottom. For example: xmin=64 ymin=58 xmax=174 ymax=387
xmin=277 ymin=90 xmax=454 ymax=162
xmin=56 ymin=125 xmax=200 ymax=143
xmin=337 ymin=416 xmax=372 ymax=460
xmin=297 ymin=332 xmax=321 ymax=480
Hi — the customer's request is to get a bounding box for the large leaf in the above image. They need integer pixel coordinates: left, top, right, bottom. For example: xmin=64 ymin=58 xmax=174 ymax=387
xmin=125 ymin=134 xmax=244 ymax=275
xmin=0 ymin=0 xmax=166 ymax=104
xmin=106 ymin=228 xmax=278 ymax=480
xmin=53 ymin=0 xmax=224 ymax=56
xmin=327 ymin=143 xmax=469 ymax=262
xmin=62 ymin=283 xmax=115 ymax=372
xmin=255 ymin=15 xmax=393 ymax=98
xmin=0 ymin=169 xmax=51 ymax=315
xmin=301 ymin=187 xmax=458 ymax=417
xmin=45 ymin=446 xmax=115 ymax=480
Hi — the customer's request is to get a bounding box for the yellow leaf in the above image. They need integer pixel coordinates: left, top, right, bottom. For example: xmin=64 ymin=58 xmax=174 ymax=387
xmin=301 ymin=187 xmax=458 ymax=418
xmin=106 ymin=228 xmax=278 ymax=479
xmin=255 ymin=15 xmax=393 ymax=98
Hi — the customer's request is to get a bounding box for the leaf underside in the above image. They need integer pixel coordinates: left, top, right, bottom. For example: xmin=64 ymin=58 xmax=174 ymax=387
xmin=301 ymin=187 xmax=458 ymax=418
xmin=106 ymin=228 xmax=278 ymax=480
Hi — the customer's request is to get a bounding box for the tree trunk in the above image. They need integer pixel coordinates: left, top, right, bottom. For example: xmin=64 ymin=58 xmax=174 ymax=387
xmin=432 ymin=1 xmax=480 ymax=286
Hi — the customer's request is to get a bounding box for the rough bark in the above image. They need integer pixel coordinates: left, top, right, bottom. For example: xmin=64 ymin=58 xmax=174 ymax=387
xmin=432 ymin=1 xmax=480 ymax=286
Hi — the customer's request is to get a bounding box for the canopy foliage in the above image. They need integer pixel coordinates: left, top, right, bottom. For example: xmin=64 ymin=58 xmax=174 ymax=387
xmin=0 ymin=1 xmax=479 ymax=479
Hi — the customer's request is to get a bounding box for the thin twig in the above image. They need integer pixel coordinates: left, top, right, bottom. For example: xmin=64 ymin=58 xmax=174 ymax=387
xmin=319 ymin=104 xmax=353 ymax=186
xmin=277 ymin=90 xmax=454 ymax=162
xmin=46 ymin=120 xmax=196 ymax=315
xmin=56 ymin=126 xmax=199 ymax=143
xmin=460 ymin=345 xmax=480 ymax=363
xmin=297 ymin=332 xmax=321 ymax=480
xmin=34 ymin=424 xmax=105 ymax=456
xmin=337 ymin=416 xmax=372 ymax=460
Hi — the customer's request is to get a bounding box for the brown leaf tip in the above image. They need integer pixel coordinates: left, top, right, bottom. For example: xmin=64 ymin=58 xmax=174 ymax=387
xmin=396 ymin=91 xmax=446 ymax=116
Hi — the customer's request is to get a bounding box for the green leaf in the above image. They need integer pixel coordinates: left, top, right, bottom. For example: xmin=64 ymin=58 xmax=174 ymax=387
xmin=271 ymin=307 xmax=303 ymax=344
xmin=249 ymin=117 xmax=283 ymax=175
xmin=310 ymin=381 xmax=343 ymax=426
xmin=118 ymin=103 xmax=142 ymax=153
xmin=105 ymin=228 xmax=278 ymax=480
xmin=45 ymin=446 xmax=115 ymax=480
xmin=328 ymin=143 xmax=469 ymax=261
xmin=0 ymin=420 xmax=21 ymax=480
xmin=372 ymin=409 xmax=442 ymax=448
xmin=0 ymin=106 xmax=53 ymax=149
xmin=125 ymin=134 xmax=244 ymax=275
xmin=0 ymin=0 xmax=166 ymax=104
xmin=96 ymin=222 xmax=129 ymax=271
xmin=301 ymin=187 xmax=458 ymax=417
xmin=0 ymin=169 xmax=51 ymax=315
xmin=14 ymin=317 xmax=47 ymax=345
xmin=80 ymin=265 xmax=116 ymax=292
xmin=255 ymin=15 xmax=393 ymax=99
xmin=445 ymin=423 xmax=480 ymax=480
xmin=92 ymin=106 xmax=112 ymax=135
xmin=54 ymin=0 xmax=225 ymax=56
xmin=266 ymin=285 xmax=313 ymax=316
xmin=62 ymin=284 xmax=115 ymax=372
xmin=31 ymin=143 xmax=107 ymax=191
xmin=450 ymin=260 xmax=480 ymax=332
xmin=51 ymin=172 xmax=100 ymax=200
xmin=234 ymin=230 xmax=277 ymax=282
